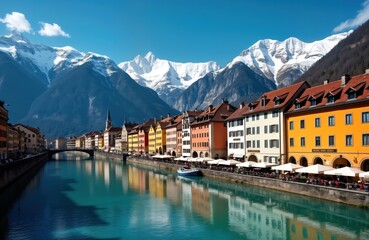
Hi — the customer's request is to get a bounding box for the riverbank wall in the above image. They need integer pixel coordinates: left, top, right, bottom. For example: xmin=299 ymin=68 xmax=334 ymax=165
xmin=0 ymin=152 xmax=48 ymax=191
xmin=126 ymin=156 xmax=369 ymax=207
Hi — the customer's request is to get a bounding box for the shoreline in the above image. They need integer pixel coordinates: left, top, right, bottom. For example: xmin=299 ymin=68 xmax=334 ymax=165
xmin=118 ymin=154 xmax=369 ymax=208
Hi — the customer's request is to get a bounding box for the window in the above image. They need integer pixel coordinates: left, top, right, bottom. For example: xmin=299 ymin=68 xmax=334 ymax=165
xmin=290 ymin=138 xmax=294 ymax=147
xmin=315 ymin=118 xmax=321 ymax=127
xmin=272 ymin=111 xmax=279 ymax=117
xmin=256 ymin=127 xmax=260 ymax=134
xmin=264 ymin=125 xmax=268 ymax=134
xmin=256 ymin=114 xmax=259 ymax=120
xmin=310 ymin=99 xmax=317 ymax=107
xmin=275 ymin=99 xmax=280 ymax=106
xmin=329 ymin=136 xmax=335 ymax=146
xmin=362 ymin=112 xmax=369 ymax=123
xmin=300 ymin=120 xmax=305 ymax=129
xmin=295 ymin=102 xmax=301 ymax=109
xmin=270 ymin=140 xmax=279 ymax=148
xmin=257 ymin=140 xmax=260 ymax=148
xmin=346 ymin=135 xmax=353 ymax=146
xmin=363 ymin=134 xmax=369 ymax=146
xmin=246 ymin=141 xmax=251 ymax=148
xmin=328 ymin=116 xmax=335 ymax=126
xmin=264 ymin=140 xmax=268 ymax=148
xmin=315 ymin=136 xmax=321 ymax=147
xmin=347 ymin=90 xmax=356 ymax=100
xmin=269 ymin=125 xmax=279 ymax=133
xmin=264 ymin=112 xmax=268 ymax=119
xmin=300 ymin=137 xmax=305 ymax=147
xmin=289 ymin=121 xmax=294 ymax=130
xmin=327 ymin=95 xmax=335 ymax=104
xmin=345 ymin=114 xmax=352 ymax=125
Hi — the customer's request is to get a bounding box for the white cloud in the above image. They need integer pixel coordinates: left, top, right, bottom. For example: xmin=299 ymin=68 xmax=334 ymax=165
xmin=333 ymin=0 xmax=369 ymax=32
xmin=38 ymin=22 xmax=70 ymax=38
xmin=0 ymin=12 xmax=32 ymax=33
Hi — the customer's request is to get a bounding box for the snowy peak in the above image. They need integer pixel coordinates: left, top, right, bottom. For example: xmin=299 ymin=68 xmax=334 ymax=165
xmin=0 ymin=32 xmax=121 ymax=84
xmin=119 ymin=52 xmax=221 ymax=95
xmin=234 ymin=31 xmax=351 ymax=87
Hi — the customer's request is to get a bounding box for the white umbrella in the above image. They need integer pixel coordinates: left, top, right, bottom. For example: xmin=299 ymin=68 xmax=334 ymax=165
xmin=252 ymin=162 xmax=277 ymax=168
xmin=187 ymin=157 xmax=199 ymax=162
xmin=208 ymin=159 xmax=227 ymax=165
xmin=295 ymin=164 xmax=334 ymax=174
xmin=174 ymin=156 xmax=188 ymax=161
xmin=196 ymin=157 xmax=214 ymax=162
xmin=153 ymin=154 xmax=173 ymax=159
xmin=236 ymin=161 xmax=256 ymax=168
xmin=271 ymin=163 xmax=303 ymax=172
xmin=218 ymin=159 xmax=241 ymax=166
xmin=324 ymin=167 xmax=364 ymax=177
xmin=359 ymin=171 xmax=369 ymax=178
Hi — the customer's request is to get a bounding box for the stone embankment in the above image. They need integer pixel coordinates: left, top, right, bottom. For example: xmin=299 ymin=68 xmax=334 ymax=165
xmin=127 ymin=156 xmax=369 ymax=208
xmin=0 ymin=152 xmax=48 ymax=191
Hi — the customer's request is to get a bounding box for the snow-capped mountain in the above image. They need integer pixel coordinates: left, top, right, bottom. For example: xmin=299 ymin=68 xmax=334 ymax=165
xmin=0 ymin=31 xmax=120 ymax=86
xmin=119 ymin=52 xmax=220 ymax=104
xmin=230 ymin=31 xmax=351 ymax=87
xmin=0 ymin=32 xmax=177 ymax=138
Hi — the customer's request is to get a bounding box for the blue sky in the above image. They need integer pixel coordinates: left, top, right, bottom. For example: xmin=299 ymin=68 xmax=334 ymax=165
xmin=0 ymin=0 xmax=368 ymax=66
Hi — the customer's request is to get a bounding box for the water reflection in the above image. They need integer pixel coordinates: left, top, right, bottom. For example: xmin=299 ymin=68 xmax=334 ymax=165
xmin=3 ymin=155 xmax=369 ymax=240
xmin=123 ymin=162 xmax=368 ymax=240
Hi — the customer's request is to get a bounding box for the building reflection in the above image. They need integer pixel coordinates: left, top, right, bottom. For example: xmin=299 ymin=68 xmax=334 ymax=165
xmin=124 ymin=164 xmax=366 ymax=240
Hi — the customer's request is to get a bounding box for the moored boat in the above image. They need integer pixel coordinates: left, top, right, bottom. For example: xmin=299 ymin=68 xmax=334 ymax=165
xmin=177 ymin=166 xmax=202 ymax=176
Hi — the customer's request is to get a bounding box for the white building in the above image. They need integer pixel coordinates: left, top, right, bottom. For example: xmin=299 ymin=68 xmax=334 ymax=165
xmin=241 ymin=82 xmax=308 ymax=164
xmin=55 ymin=137 xmax=67 ymax=149
xmin=227 ymin=103 xmax=246 ymax=160
xmin=181 ymin=110 xmax=202 ymax=157
xmin=14 ymin=124 xmax=44 ymax=153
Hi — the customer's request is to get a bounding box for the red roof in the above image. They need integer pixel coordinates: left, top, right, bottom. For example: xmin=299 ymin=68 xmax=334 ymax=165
xmin=227 ymin=81 xmax=308 ymax=120
xmin=192 ymin=100 xmax=237 ymax=125
xmin=288 ymin=73 xmax=369 ymax=112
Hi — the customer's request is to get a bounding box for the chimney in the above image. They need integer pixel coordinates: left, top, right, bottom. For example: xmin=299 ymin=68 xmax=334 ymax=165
xmin=222 ymin=98 xmax=228 ymax=104
xmin=167 ymin=113 xmax=170 ymax=118
xmin=324 ymin=79 xmax=329 ymax=85
xmin=208 ymin=105 xmax=213 ymax=111
xmin=239 ymin=102 xmax=245 ymax=109
xmin=365 ymin=69 xmax=369 ymax=74
xmin=341 ymin=74 xmax=350 ymax=86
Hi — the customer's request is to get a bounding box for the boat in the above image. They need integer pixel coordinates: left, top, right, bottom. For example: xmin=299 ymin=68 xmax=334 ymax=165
xmin=177 ymin=166 xmax=202 ymax=177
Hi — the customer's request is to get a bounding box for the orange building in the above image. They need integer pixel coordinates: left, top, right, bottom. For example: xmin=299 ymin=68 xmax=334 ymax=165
xmin=191 ymin=100 xmax=237 ymax=159
xmin=165 ymin=115 xmax=183 ymax=156
xmin=286 ymin=73 xmax=369 ymax=170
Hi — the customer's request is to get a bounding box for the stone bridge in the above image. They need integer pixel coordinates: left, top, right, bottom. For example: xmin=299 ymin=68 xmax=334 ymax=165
xmin=48 ymin=149 xmax=94 ymax=158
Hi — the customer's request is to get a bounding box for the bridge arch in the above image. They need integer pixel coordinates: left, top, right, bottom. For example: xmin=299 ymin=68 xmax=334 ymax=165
xmin=48 ymin=149 xmax=94 ymax=158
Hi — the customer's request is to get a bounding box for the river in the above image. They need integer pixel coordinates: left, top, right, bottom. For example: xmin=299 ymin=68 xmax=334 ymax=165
xmin=1 ymin=153 xmax=369 ymax=240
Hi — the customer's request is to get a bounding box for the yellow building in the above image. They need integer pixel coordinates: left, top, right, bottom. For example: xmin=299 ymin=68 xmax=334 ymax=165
xmin=286 ymin=73 xmax=369 ymax=170
xmin=128 ymin=126 xmax=139 ymax=154
xmin=155 ymin=121 xmax=169 ymax=155
xmin=148 ymin=124 xmax=156 ymax=155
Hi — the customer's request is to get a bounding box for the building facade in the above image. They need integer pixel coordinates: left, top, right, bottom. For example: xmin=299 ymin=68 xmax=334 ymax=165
xmin=191 ymin=100 xmax=237 ymax=159
xmin=182 ymin=111 xmax=202 ymax=158
xmin=0 ymin=101 xmax=8 ymax=160
xmin=286 ymin=73 xmax=369 ymax=170
xmin=240 ymin=82 xmax=308 ymax=164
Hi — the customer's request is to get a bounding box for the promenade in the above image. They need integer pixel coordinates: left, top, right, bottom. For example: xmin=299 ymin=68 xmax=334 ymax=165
xmin=123 ymin=154 xmax=369 ymax=208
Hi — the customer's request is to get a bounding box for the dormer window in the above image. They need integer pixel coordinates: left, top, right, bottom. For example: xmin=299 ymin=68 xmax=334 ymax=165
xmin=347 ymin=90 xmax=356 ymax=100
xmin=295 ymin=102 xmax=301 ymax=109
xmin=310 ymin=99 xmax=317 ymax=107
xmin=274 ymin=99 xmax=280 ymax=106
xmin=249 ymin=105 xmax=255 ymax=111
xmin=327 ymin=95 xmax=335 ymax=104
xmin=261 ymin=98 xmax=266 ymax=107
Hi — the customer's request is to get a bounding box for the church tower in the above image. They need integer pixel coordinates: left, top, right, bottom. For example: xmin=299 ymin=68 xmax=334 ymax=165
xmin=105 ymin=110 xmax=112 ymax=131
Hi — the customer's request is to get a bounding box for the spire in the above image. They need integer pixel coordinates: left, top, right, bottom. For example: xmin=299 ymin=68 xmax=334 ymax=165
xmin=105 ymin=109 xmax=112 ymax=130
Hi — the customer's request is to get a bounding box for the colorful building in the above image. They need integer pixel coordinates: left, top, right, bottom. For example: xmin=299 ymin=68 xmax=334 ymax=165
xmin=240 ymin=81 xmax=308 ymax=164
xmin=286 ymin=73 xmax=369 ymax=170
xmin=148 ymin=123 xmax=156 ymax=155
xmin=226 ymin=103 xmax=247 ymax=160
xmin=182 ymin=110 xmax=202 ymax=158
xmin=191 ymin=100 xmax=237 ymax=159
xmin=165 ymin=115 xmax=183 ymax=156
xmin=138 ymin=119 xmax=155 ymax=155
xmin=128 ymin=125 xmax=139 ymax=154
xmin=0 ymin=101 xmax=8 ymax=160
xmin=155 ymin=120 xmax=169 ymax=155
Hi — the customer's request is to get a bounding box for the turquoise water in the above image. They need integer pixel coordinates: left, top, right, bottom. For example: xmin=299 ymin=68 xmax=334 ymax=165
xmin=2 ymin=153 xmax=369 ymax=240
